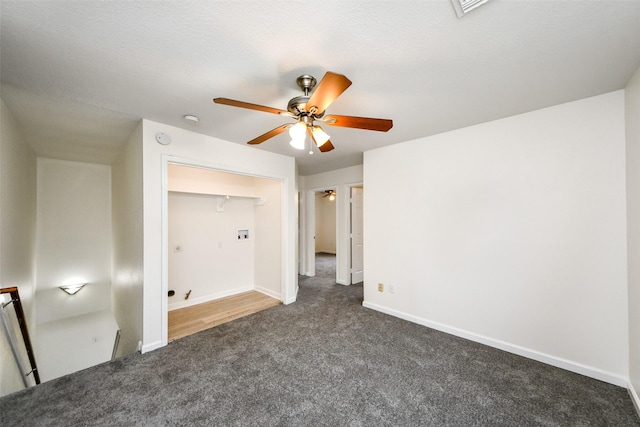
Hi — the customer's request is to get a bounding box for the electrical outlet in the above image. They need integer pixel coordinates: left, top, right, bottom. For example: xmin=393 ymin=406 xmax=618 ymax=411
xmin=378 ymin=283 xmax=384 ymax=292
xmin=389 ymin=283 xmax=396 ymax=294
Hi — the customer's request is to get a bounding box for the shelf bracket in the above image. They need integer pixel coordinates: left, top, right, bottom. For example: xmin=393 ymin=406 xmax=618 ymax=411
xmin=216 ymin=195 xmax=230 ymax=212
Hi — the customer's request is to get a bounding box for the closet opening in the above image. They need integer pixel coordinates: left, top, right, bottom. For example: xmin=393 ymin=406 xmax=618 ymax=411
xmin=165 ymin=163 xmax=284 ymax=341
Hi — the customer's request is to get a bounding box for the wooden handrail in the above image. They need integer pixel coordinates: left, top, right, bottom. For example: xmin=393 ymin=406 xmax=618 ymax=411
xmin=1 ymin=287 xmax=41 ymax=385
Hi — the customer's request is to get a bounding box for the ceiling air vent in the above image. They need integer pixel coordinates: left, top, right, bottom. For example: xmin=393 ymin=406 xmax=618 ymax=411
xmin=451 ymin=0 xmax=489 ymax=17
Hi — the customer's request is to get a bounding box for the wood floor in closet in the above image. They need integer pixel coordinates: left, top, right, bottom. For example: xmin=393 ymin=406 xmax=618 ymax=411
xmin=168 ymin=291 xmax=281 ymax=341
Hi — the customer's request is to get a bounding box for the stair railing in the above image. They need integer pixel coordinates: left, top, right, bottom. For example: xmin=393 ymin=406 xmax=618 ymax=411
xmin=0 ymin=287 xmax=41 ymax=386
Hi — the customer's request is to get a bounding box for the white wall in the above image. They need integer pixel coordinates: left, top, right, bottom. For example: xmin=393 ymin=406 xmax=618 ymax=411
xmin=167 ymin=164 xmax=283 ymax=308
xmin=301 ymin=165 xmax=363 ymax=189
xmin=315 ymin=193 xmax=336 ymax=253
xmin=626 ymin=65 xmax=640 ymax=409
xmin=142 ymin=120 xmax=296 ymax=353
xmin=35 ymin=159 xmax=112 ymax=316
xmin=168 ymin=192 xmax=255 ymax=308
xmin=0 ymin=98 xmax=37 ymax=396
xmin=253 ymin=177 xmax=283 ymax=299
xmin=364 ymin=91 xmax=628 ymax=386
xmin=34 ymin=158 xmax=115 ymax=379
xmin=300 ymin=165 xmax=363 ymax=284
xmin=35 ymin=309 xmax=119 ymax=382
xmin=168 ymin=163 xmax=260 ymax=196
xmin=111 ymin=121 xmax=144 ymax=357
xmin=35 ymin=283 xmax=112 ymax=324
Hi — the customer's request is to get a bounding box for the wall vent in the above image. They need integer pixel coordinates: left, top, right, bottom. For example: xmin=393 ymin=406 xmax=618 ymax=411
xmin=451 ymin=0 xmax=489 ymax=18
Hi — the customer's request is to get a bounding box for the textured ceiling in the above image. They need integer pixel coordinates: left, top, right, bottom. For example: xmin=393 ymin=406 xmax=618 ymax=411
xmin=2 ymin=1 xmax=640 ymax=175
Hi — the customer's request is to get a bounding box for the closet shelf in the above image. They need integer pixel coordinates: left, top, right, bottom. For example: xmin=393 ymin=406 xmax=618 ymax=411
xmin=214 ymin=194 xmax=265 ymax=212
xmin=168 ymin=190 xmax=265 ymax=212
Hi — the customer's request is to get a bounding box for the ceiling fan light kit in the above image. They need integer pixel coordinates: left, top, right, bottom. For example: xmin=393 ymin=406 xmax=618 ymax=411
xmin=213 ymin=71 xmax=393 ymax=154
xmin=311 ymin=126 xmax=330 ymax=147
xmin=288 ymin=121 xmax=307 ymax=150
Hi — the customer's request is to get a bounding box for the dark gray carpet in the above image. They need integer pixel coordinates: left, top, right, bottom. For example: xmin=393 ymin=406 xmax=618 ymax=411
xmin=1 ymin=253 xmax=638 ymax=426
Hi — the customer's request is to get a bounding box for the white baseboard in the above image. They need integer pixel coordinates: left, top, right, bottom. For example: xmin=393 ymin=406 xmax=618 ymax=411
xmin=283 ymin=285 xmax=299 ymax=305
xmin=254 ymin=285 xmax=281 ymax=301
xmin=362 ymin=300 xmax=627 ymax=387
xmin=629 ymin=381 xmax=640 ymax=418
xmin=336 ymin=279 xmax=348 ymax=286
xmin=168 ymin=286 xmax=253 ymax=311
xmin=141 ymin=340 xmax=163 ymax=354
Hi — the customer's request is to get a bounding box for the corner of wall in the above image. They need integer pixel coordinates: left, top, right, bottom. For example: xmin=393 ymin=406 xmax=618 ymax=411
xmin=111 ymin=119 xmax=144 ymax=357
xmin=629 ymin=381 xmax=640 ymax=418
xmin=625 ymin=64 xmax=640 ymax=413
xmin=0 ymin=97 xmax=38 ymax=396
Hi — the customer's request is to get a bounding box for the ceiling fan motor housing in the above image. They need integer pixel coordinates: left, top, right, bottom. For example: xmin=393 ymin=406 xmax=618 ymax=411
xmin=287 ymin=96 xmax=310 ymax=116
xmin=296 ymin=74 xmax=317 ymax=95
xmin=287 ymin=95 xmax=324 ymax=119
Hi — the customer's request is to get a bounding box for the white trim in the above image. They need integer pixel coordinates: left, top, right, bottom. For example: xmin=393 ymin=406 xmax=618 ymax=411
xmin=141 ymin=340 xmax=163 ymax=354
xmin=281 ymin=178 xmax=292 ymax=305
xmin=159 ymin=155 xmax=293 ymax=347
xmin=297 ymin=190 xmax=307 ymax=278
xmin=255 ymin=285 xmax=281 ymax=301
xmin=160 ymin=157 xmax=169 ymax=348
xmin=304 ymin=190 xmax=316 ymax=277
xmin=345 ymin=182 xmax=363 ymax=285
xmin=362 ymin=300 xmax=628 ymax=387
xmin=283 ymin=285 xmax=299 ymax=305
xmin=629 ymin=381 xmax=640 ymax=418
xmin=168 ymin=286 xmax=254 ymax=311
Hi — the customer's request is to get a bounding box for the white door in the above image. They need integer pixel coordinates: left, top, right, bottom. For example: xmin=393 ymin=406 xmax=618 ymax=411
xmin=350 ymin=187 xmax=364 ymax=283
xmin=304 ymin=190 xmax=316 ymax=276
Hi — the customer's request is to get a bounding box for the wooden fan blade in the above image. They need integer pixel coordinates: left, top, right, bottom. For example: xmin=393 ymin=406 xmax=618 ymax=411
xmin=305 ymin=72 xmax=352 ymax=114
xmin=247 ymin=124 xmax=289 ymax=145
xmin=308 ymin=126 xmax=335 ymax=153
xmin=318 ymin=139 xmax=335 ymax=153
xmin=323 ymin=115 xmax=393 ymax=132
xmin=214 ymin=98 xmax=290 ymax=116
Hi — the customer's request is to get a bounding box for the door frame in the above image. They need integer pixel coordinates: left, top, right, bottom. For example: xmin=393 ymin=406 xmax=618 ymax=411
xmin=300 ymin=187 xmax=337 ymax=279
xmin=349 ymin=185 xmax=364 ymax=284
xmin=299 ymin=182 xmax=362 ymax=286
xmin=160 ymin=155 xmax=290 ymax=348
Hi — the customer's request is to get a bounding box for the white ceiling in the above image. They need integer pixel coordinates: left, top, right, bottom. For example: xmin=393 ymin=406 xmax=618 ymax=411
xmin=2 ymin=1 xmax=639 ymax=175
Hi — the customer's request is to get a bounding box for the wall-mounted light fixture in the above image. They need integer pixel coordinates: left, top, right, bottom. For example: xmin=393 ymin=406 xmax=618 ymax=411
xmin=183 ymin=114 xmax=199 ymax=124
xmin=59 ymin=283 xmax=86 ymax=295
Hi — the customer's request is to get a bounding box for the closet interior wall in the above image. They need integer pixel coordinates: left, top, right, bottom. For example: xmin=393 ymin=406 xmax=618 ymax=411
xmin=167 ymin=164 xmax=282 ymax=311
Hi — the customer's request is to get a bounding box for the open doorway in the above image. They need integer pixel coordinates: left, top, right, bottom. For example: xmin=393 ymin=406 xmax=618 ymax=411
xmin=165 ymin=163 xmax=284 ymax=341
xmin=299 ymin=184 xmax=362 ymax=286
xmin=314 ymin=189 xmax=337 ymax=282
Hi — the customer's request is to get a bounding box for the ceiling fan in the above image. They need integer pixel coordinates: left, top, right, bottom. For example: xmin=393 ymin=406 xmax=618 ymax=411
xmin=213 ymin=72 xmax=393 ymax=153
xmin=322 ymin=190 xmax=336 ymax=201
